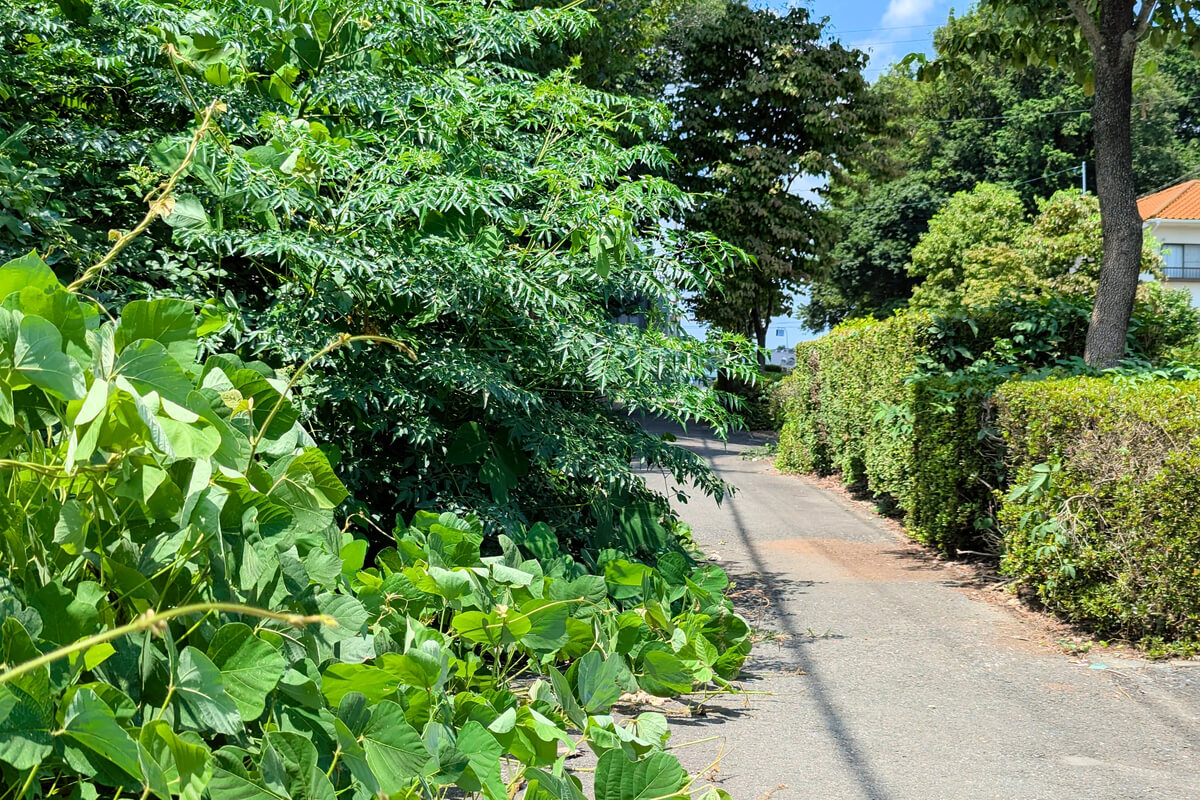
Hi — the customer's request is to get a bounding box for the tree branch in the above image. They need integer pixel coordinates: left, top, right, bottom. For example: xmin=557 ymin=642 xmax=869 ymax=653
xmin=1133 ymin=0 xmax=1159 ymax=38
xmin=1065 ymin=0 xmax=1103 ymax=50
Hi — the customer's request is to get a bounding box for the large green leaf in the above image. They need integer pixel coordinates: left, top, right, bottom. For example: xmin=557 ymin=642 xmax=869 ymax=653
xmin=260 ymin=731 xmax=335 ymax=800
xmin=2 ymin=285 xmax=89 ymax=356
xmin=454 ymin=721 xmax=506 ymax=800
xmin=594 ymin=751 xmax=687 ymax=800
xmin=0 ymin=251 xmax=58 ymax=302
xmin=207 ymin=623 xmax=287 ymax=722
xmin=27 ymin=580 xmax=103 ymax=646
xmin=138 ymin=721 xmax=213 ymax=800
xmin=163 ymin=195 xmax=213 ymax=232
xmin=113 ymin=339 xmax=195 ymax=407
xmin=524 ymin=768 xmax=588 ymax=800
xmin=0 ymin=618 xmax=53 ymax=770
xmin=173 ymin=646 xmax=242 ymax=736
xmin=13 ymin=313 xmax=85 ymax=399
xmin=320 ymin=663 xmax=401 ymax=706
xmin=518 ymin=598 xmax=570 ymax=653
xmin=0 ymin=682 xmax=53 ymax=770
xmin=379 ymin=647 xmax=443 ymax=691
xmin=116 ymin=299 xmax=201 ymax=370
xmin=571 ymin=651 xmax=634 ymax=714
xmin=209 ymin=746 xmax=285 ymax=800
xmin=60 ymin=687 xmax=142 ymax=784
xmin=636 ymin=649 xmax=693 ymax=698
xmin=362 ymin=700 xmax=429 ymax=792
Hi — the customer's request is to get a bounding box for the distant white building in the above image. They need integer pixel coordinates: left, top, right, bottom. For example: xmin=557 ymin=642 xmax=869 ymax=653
xmin=1140 ymin=180 xmax=1200 ymax=306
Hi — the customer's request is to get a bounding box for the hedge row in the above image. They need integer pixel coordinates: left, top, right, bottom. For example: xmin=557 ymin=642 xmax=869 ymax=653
xmin=996 ymin=377 xmax=1200 ymax=648
xmin=775 ymin=313 xmax=993 ymax=551
xmin=776 ymin=308 xmax=1200 ymax=646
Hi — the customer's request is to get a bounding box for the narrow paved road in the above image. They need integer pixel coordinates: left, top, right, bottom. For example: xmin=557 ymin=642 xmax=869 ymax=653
xmin=640 ymin=420 xmax=1200 ymax=800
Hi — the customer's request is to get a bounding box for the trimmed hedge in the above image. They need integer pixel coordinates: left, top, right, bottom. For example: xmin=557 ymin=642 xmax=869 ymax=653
xmin=775 ymin=313 xmax=990 ymax=550
xmin=996 ymin=377 xmax=1200 ymax=647
xmin=777 ymin=292 xmax=1199 ymax=555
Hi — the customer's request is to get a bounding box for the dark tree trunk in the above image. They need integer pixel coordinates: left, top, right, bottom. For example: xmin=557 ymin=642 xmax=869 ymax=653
xmin=749 ymin=306 xmax=769 ymax=364
xmin=1078 ymin=0 xmax=1145 ymax=368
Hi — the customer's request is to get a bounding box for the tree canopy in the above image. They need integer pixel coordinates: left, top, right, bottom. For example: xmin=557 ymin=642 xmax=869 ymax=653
xmin=806 ymin=5 xmax=1200 ymax=332
xmin=665 ymin=0 xmax=881 ymax=350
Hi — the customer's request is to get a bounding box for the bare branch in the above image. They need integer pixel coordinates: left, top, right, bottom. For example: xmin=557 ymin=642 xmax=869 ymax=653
xmin=1065 ymin=0 xmax=1102 ymax=50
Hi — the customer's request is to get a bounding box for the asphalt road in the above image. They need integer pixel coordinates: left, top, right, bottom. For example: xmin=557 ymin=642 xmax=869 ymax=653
xmin=634 ymin=419 xmax=1200 ymax=800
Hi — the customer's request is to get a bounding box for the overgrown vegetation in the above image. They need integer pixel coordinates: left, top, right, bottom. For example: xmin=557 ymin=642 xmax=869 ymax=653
xmin=0 ymin=0 xmax=774 ymax=796
xmin=0 ymin=0 xmax=757 ymax=541
xmin=0 ymin=236 xmax=752 ymax=797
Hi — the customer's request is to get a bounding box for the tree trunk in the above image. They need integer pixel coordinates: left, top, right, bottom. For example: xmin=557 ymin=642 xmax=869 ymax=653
xmin=749 ymin=306 xmax=769 ymax=363
xmin=1082 ymin=1 xmax=1143 ymax=368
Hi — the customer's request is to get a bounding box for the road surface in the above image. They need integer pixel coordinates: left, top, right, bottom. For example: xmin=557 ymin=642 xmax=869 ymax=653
xmin=635 ymin=420 xmax=1200 ymax=800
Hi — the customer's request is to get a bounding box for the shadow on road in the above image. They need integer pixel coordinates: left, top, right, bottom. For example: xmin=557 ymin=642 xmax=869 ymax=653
xmin=722 ymin=486 xmax=897 ymax=800
xmin=645 ymin=414 xmax=898 ymax=800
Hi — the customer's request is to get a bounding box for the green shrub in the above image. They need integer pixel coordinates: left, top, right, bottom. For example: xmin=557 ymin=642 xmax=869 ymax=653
xmin=996 ymin=377 xmax=1200 ymax=647
xmin=0 ymin=251 xmax=751 ymax=796
xmin=717 ymin=368 xmax=786 ymax=431
xmin=776 ymin=289 xmax=1199 ymax=554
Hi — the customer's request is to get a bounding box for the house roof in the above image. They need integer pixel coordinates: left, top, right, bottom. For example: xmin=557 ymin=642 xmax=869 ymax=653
xmin=1139 ymin=180 xmax=1200 ymax=221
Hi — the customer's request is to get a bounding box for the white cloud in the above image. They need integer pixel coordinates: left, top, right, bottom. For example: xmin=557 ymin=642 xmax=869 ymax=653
xmin=881 ymin=0 xmax=936 ymax=27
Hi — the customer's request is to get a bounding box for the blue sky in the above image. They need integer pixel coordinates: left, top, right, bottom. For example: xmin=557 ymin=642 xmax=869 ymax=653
xmin=770 ymin=0 xmax=956 ymax=78
xmin=680 ymin=0 xmax=957 ymax=345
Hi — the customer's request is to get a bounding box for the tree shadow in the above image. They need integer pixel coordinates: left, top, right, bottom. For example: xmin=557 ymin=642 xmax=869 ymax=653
xmin=664 ymin=418 xmax=900 ymax=800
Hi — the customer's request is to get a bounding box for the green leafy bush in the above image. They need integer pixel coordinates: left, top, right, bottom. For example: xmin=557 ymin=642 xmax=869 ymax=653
xmin=907 ymin=185 xmax=1166 ymax=314
xmin=996 ymin=377 xmax=1200 ymax=649
xmin=0 ymin=0 xmax=757 ymax=546
xmin=0 ymin=252 xmax=751 ymax=797
xmin=776 ymin=291 xmax=1199 ymax=553
xmin=715 ymin=367 xmax=786 ymax=432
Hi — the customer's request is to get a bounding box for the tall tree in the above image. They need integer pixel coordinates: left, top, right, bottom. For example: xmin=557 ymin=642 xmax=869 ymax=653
xmin=510 ymin=0 xmax=724 ymax=95
xmin=665 ymin=0 xmax=881 ymax=353
xmin=804 ymin=176 xmax=934 ymax=330
xmin=935 ymin=0 xmax=1200 ymax=367
xmin=809 ymin=6 xmax=1200 ymax=332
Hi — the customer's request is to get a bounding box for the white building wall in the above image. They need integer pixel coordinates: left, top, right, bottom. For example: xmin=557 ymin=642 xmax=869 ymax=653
xmin=1144 ymin=219 xmax=1200 ymax=306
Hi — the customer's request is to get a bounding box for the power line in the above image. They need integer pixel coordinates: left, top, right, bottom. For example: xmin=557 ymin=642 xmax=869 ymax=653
xmin=853 ymin=37 xmax=941 ymax=47
xmin=828 ymin=23 xmax=940 ymax=34
xmin=927 ymin=92 xmax=1200 ymax=124
xmin=1140 ymin=164 xmax=1200 ymax=198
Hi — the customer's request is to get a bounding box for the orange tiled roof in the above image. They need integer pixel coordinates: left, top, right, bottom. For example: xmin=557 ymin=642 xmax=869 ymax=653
xmin=1139 ymin=180 xmax=1200 ymax=221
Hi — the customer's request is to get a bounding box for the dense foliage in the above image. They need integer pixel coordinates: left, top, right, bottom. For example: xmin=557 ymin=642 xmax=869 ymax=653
xmin=807 ymin=7 xmax=1200 ymax=329
xmin=0 ymin=252 xmax=752 ymax=797
xmin=509 ymin=0 xmax=725 ymax=97
xmin=906 ymin=186 xmax=1165 ymax=312
xmin=997 ymin=376 xmax=1200 ymax=651
xmin=664 ymin=0 xmax=881 ymax=349
xmin=0 ymin=0 xmax=757 ymax=542
xmin=776 ymin=287 xmax=1198 ymax=552
xmin=0 ymin=0 xmax=770 ymax=797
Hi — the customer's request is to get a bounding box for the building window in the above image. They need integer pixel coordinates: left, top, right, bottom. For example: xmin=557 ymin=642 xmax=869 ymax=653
xmin=1162 ymin=244 xmax=1200 ymax=279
